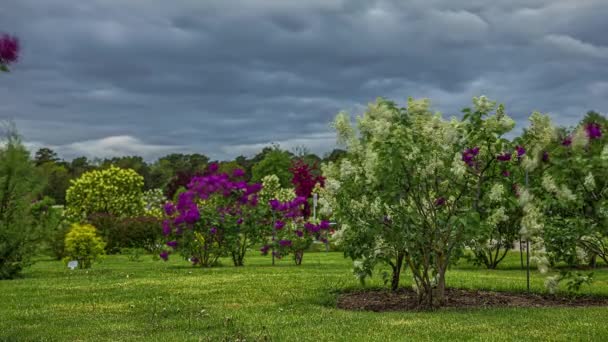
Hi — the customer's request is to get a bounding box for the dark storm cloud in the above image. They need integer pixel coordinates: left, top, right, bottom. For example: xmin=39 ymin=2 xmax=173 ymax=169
xmin=0 ymin=0 xmax=607 ymax=161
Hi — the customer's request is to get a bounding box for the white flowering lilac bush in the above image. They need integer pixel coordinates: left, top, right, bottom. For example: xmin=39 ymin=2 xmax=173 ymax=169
xmin=324 ymin=96 xmax=522 ymax=307
xmin=531 ymin=111 xmax=607 ymax=267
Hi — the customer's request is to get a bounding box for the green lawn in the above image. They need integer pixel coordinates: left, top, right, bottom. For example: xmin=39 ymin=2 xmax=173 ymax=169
xmin=1 ymin=251 xmax=607 ymax=341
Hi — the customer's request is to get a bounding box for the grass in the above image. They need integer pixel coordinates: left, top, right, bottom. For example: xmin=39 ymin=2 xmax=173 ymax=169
xmin=1 ymin=251 xmax=607 ymax=341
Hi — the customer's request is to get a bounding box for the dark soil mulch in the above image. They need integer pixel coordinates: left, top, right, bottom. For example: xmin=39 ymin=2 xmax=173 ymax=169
xmin=336 ymin=288 xmax=608 ymax=312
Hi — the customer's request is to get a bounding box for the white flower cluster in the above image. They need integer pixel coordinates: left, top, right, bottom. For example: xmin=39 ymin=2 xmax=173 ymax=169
xmin=541 ymin=175 xmax=577 ymax=202
xmin=488 ymin=184 xmax=505 ymax=203
xmin=260 ymin=174 xmax=296 ymax=203
xmin=472 ymin=95 xmax=496 ymax=113
xmin=572 ymin=127 xmax=589 ymax=149
xmin=527 ymin=111 xmax=557 ymax=149
xmin=487 ymin=207 xmax=508 ymax=228
xmin=521 ymin=155 xmax=539 ymax=172
xmin=332 ymin=111 xmax=355 ymax=146
xmin=450 ymin=152 xmax=467 ymax=178
xmin=584 ymin=172 xmax=596 ymax=190
xmin=601 ymin=145 xmax=608 ymax=162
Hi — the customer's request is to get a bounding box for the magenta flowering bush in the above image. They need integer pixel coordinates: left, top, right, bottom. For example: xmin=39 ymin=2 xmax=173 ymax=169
xmin=160 ymin=163 xmax=264 ymax=267
xmin=289 ymin=159 xmax=325 ymax=218
xmin=260 ymin=196 xmax=330 ymax=265
xmin=0 ymin=34 xmax=19 ymax=72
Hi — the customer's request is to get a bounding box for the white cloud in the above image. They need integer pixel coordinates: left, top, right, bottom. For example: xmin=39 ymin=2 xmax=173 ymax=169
xmin=543 ymin=34 xmax=608 ymax=59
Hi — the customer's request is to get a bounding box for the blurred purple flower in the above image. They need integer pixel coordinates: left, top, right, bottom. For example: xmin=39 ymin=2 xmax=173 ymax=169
xmin=159 ymin=251 xmax=169 ymax=261
xmin=274 ymin=220 xmax=285 ymax=230
xmin=496 ymin=153 xmax=512 ymax=162
xmin=278 ymin=240 xmax=292 ymax=247
xmin=232 ymin=168 xmax=245 ymax=177
xmin=586 ymin=123 xmax=602 ymax=139
xmin=542 ymin=151 xmax=550 ymax=162
xmin=162 ymin=220 xmax=171 ymax=236
xmin=0 ymin=34 xmax=19 ymax=64
xmin=260 ymin=245 xmax=270 ymax=255
xmin=434 ymin=197 xmax=446 ymax=206
xmin=164 ymin=202 xmax=176 ymax=216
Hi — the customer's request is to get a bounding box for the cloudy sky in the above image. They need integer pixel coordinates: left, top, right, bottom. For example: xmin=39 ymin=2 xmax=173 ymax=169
xmin=0 ymin=0 xmax=607 ymax=161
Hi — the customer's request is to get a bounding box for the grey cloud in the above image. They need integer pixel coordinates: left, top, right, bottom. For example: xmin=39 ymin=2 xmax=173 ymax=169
xmin=0 ymin=0 xmax=606 ymax=161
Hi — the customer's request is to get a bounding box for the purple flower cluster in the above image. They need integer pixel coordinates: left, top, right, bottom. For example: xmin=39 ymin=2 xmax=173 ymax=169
xmin=586 ymin=123 xmax=602 ymax=140
xmin=562 ymin=136 xmax=572 ymax=146
xmin=434 ymin=197 xmax=446 ymax=206
xmin=290 ymin=160 xmax=325 ymax=218
xmin=496 ymin=153 xmax=512 ymax=162
xmin=515 ymin=146 xmax=526 ymax=158
xmin=274 ymin=220 xmax=285 ymax=230
xmin=0 ymin=34 xmax=19 ymax=65
xmin=542 ymin=151 xmax=550 ymax=163
xmin=260 ymin=245 xmax=270 ymax=255
xmin=462 ymin=147 xmax=479 ymax=167
xmin=303 ymin=220 xmax=331 ymax=234
xmin=269 ymin=196 xmax=307 ymax=218
xmin=278 ymin=239 xmax=292 ymax=247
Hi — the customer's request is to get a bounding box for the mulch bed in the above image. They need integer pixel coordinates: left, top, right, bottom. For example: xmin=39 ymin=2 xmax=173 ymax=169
xmin=336 ymin=288 xmax=608 ymax=312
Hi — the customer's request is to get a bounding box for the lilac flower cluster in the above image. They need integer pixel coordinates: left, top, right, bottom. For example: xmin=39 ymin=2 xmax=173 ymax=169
xmin=0 ymin=34 xmax=19 ymax=65
xmin=462 ymin=147 xmax=479 ymax=167
xmin=586 ymin=123 xmax=602 ymax=140
xmin=269 ymin=196 xmax=307 ymax=218
xmin=496 ymin=153 xmax=512 ymax=162
xmin=303 ymin=220 xmax=331 ymax=234
xmin=434 ymin=197 xmax=446 ymax=207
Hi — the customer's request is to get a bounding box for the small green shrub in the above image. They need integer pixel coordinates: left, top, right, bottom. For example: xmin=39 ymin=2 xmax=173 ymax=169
xmin=88 ymin=213 xmax=163 ymax=254
xmin=64 ymin=223 xmax=106 ymax=269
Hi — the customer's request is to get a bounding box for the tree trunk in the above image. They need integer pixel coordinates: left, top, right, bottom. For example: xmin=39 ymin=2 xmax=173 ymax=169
xmin=435 ymin=268 xmax=446 ymax=306
xmin=231 ymin=252 xmax=244 ymax=267
xmin=589 ymin=254 xmax=597 ymax=268
xmin=294 ymin=250 xmax=304 ymax=265
xmin=391 ymin=252 xmax=405 ymax=291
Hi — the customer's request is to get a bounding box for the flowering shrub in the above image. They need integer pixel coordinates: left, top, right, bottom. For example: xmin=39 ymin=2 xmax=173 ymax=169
xmin=65 ymin=166 xmax=145 ymax=220
xmin=143 ymin=188 xmax=167 ymax=218
xmin=260 ymin=196 xmax=331 ymax=265
xmin=532 ymin=113 xmax=607 ymax=267
xmin=0 ymin=34 xmax=19 ymax=72
xmin=63 ymin=223 xmax=106 ymax=269
xmin=289 ymin=159 xmax=325 ymax=218
xmin=161 ymin=164 xmax=264 ymax=267
xmin=323 ymin=96 xmax=522 ymax=307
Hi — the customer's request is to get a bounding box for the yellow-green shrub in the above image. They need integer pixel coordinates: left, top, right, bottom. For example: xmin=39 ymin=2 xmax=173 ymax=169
xmin=65 ymin=166 xmax=145 ymax=221
xmin=64 ymin=223 xmax=106 ymax=269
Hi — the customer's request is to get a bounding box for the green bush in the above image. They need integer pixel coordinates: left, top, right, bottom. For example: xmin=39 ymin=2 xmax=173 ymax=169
xmin=31 ymin=197 xmax=67 ymax=260
xmin=65 ymin=166 xmax=145 ymax=220
xmin=64 ymin=223 xmax=106 ymax=269
xmin=0 ymin=128 xmax=44 ymax=279
xmin=88 ymin=213 xmax=163 ymax=254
